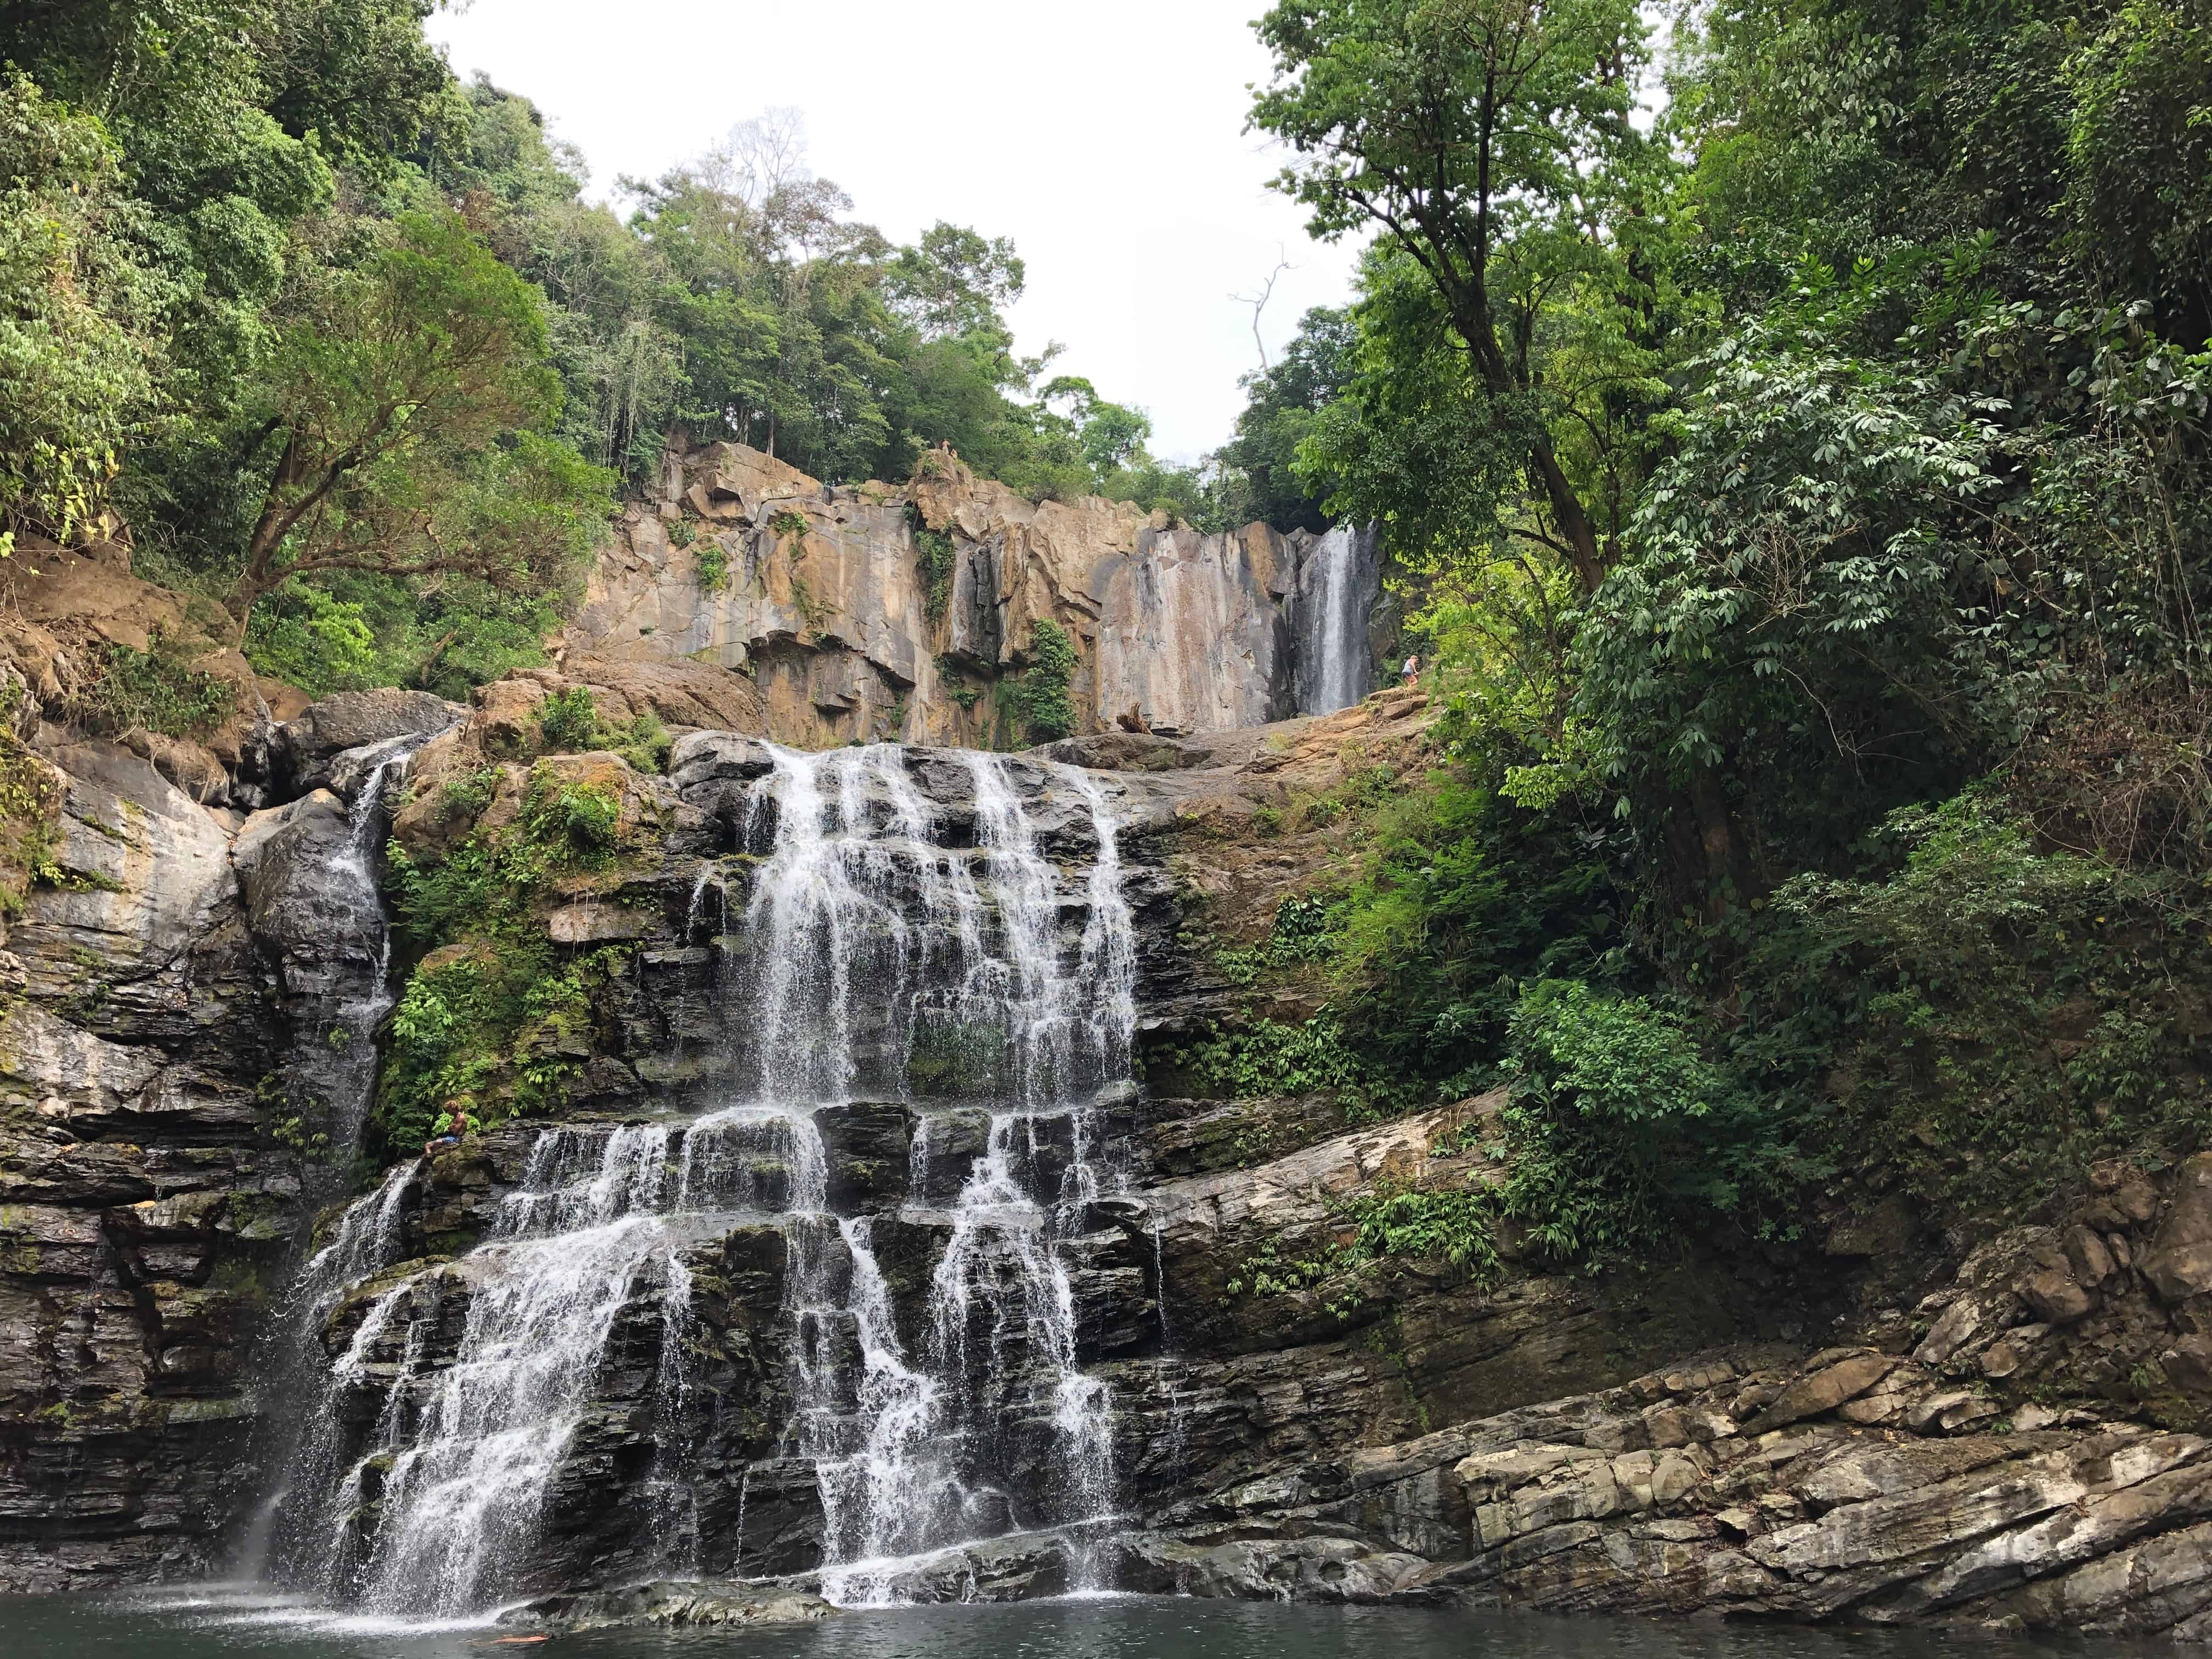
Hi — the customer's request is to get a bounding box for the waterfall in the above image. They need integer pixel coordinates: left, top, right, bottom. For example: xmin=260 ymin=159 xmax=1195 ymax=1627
xmin=276 ymin=741 xmax=1142 ymax=1616
xmin=241 ymin=745 xmax=422 ymax=1582
xmin=751 ymin=745 xmax=1129 ymax=1604
xmin=1295 ymin=523 xmax=1381 ymax=715
xmin=345 ymin=1130 xmax=681 ymax=1614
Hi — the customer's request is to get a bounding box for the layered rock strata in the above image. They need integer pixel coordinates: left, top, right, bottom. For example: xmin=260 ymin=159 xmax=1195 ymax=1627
xmin=10 ymin=665 xmax=2212 ymax=1648
xmin=0 ymin=687 xmax=469 ymax=1593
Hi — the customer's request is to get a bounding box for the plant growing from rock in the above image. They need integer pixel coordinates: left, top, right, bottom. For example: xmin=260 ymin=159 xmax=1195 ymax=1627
xmin=693 ymin=537 xmax=727 ymax=591
xmin=1007 ymin=618 xmax=1077 ymax=742
xmin=915 ymin=528 xmax=956 ymax=622
xmin=534 ymin=686 xmax=674 ymax=773
xmin=78 ymin=627 xmax=234 ymax=740
xmin=380 ymin=765 xmax=637 ymax=1153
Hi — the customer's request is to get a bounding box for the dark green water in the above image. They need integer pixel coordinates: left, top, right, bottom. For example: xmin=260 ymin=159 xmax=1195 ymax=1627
xmin=1 ymin=1589 xmax=2176 ymax=1659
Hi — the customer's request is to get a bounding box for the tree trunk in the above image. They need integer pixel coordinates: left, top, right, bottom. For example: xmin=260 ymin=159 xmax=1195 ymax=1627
xmin=1686 ymin=767 xmax=1741 ymax=921
xmin=224 ymin=433 xmax=308 ymax=645
xmin=222 ymin=567 xmax=269 ymax=650
xmin=1455 ymin=295 xmax=1609 ymax=595
xmin=414 ymin=628 xmax=462 ymax=688
xmin=1530 ymin=442 xmax=1607 ymax=596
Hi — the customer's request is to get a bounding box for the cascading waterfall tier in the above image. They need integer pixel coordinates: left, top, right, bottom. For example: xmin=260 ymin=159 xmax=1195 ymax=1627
xmin=274 ymin=742 xmax=1140 ymax=1617
xmin=245 ymin=743 xmax=427 ymax=1581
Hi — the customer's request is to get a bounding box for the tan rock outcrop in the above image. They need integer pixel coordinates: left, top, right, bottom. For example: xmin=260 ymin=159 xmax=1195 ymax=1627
xmin=564 ymin=439 xmax=1363 ymax=748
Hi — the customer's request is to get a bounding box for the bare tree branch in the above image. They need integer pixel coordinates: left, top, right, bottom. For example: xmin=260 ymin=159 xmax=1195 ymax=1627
xmin=1229 ymin=245 xmax=1296 ymax=373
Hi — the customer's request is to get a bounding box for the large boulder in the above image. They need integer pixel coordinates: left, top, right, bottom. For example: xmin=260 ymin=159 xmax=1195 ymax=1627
xmin=2144 ymin=1153 xmax=2212 ymax=1304
xmin=503 ymin=1581 xmax=836 ymax=1630
xmin=7 ymin=742 xmax=240 ymax=1028
xmin=669 ymin=730 xmax=777 ymax=794
xmin=232 ymin=791 xmax=372 ymax=996
xmin=275 ymin=689 xmax=463 ymax=796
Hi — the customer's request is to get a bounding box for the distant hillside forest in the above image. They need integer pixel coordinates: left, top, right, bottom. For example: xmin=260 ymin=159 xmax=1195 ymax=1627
xmin=0 ymin=1 xmax=1316 ymax=698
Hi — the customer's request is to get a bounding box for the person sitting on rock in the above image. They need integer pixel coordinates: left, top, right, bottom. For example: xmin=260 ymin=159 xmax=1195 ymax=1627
xmin=423 ymin=1099 xmax=475 ymax=1159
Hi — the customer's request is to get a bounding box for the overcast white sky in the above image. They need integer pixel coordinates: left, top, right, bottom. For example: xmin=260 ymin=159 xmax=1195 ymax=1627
xmin=429 ymin=0 xmax=1367 ymax=461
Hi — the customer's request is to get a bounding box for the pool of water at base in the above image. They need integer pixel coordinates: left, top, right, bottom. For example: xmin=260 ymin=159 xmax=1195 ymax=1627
xmin=3 ymin=1587 xmax=2188 ymax=1659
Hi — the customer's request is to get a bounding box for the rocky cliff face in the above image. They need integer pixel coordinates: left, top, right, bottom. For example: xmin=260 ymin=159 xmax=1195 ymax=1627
xmin=9 ymin=619 xmax=2212 ymax=1641
xmin=563 ymin=441 xmax=1392 ymax=747
xmin=0 ymin=684 xmax=478 ymax=1592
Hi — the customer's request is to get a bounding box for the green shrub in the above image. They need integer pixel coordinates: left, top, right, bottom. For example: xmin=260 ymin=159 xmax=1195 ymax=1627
xmin=617 ymin=713 xmax=674 ymax=774
xmin=83 ymin=628 xmax=234 ymax=739
xmin=1211 ymin=893 xmax=1343 ymax=989
xmin=1223 ymin=1234 xmax=1344 ymax=1299
xmin=1329 ymin=770 xmax=1624 ymax=1090
xmin=916 ymin=528 xmax=956 ymax=621
xmin=770 ymin=508 xmax=810 ymax=540
xmin=1498 ymin=980 xmax=1802 ymax=1261
xmin=378 ymin=764 xmax=638 ymax=1155
xmin=1734 ymin=792 xmax=2212 ymax=1220
xmin=381 ymin=944 xmax=630 ymax=1151
xmin=532 ymin=687 xmax=672 ymax=772
xmin=536 ymin=686 xmax=600 ymax=751
xmin=693 ymin=537 xmax=727 ymax=590
xmin=386 ymin=840 xmax=503 ymax=947
xmin=1008 ymin=619 xmax=1077 ymax=742
xmin=1340 ymin=1182 xmax=1500 ymax=1277
xmin=1272 ymin=893 xmax=1338 ymax=961
xmin=520 ymin=768 xmax=621 ymax=864
xmin=437 ymin=766 xmax=502 ymax=824
xmin=1163 ymin=1013 xmax=1425 ymax=1121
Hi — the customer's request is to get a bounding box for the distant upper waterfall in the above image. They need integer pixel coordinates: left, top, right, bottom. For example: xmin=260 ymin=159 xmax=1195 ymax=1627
xmin=1294 ymin=523 xmax=1382 ymax=715
xmin=274 ymin=742 xmax=1140 ymax=1617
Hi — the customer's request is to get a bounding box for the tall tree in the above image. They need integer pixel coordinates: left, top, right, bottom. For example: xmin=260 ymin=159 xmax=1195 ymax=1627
xmin=223 ymin=211 xmax=611 ymax=638
xmin=1250 ymin=0 xmax=1658 ymax=593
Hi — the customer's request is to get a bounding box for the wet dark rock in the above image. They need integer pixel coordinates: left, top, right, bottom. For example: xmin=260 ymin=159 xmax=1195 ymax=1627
xmin=0 ymin=734 xmax=293 ymax=1593
xmin=233 ymin=791 xmax=365 ymax=996
xmin=275 ymin=690 xmax=463 ymax=796
xmin=913 ymin=1109 xmax=992 ymax=1201
xmin=816 ymin=1102 xmax=913 ymax=1207
xmin=870 ymin=1532 xmax=1077 ymax=1602
xmin=504 ymin=1579 xmax=837 ymax=1628
xmin=669 ymin=730 xmax=778 ymax=791
xmin=1119 ymin=1526 xmax=1430 ymax=1602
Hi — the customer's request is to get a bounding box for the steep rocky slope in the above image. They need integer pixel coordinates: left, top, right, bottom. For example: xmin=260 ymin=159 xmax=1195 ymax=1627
xmin=7 ymin=619 xmax=2212 ymax=1641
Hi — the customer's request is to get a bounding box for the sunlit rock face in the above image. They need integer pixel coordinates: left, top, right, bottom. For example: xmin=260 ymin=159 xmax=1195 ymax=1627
xmin=565 ymin=440 xmax=1385 ymax=746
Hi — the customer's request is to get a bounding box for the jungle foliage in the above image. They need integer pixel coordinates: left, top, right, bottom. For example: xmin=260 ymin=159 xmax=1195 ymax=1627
xmin=1224 ymin=0 xmax=2212 ymax=1260
xmin=377 ymin=762 xmax=633 ymax=1158
xmin=0 ymin=7 xmax=1216 ymax=696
